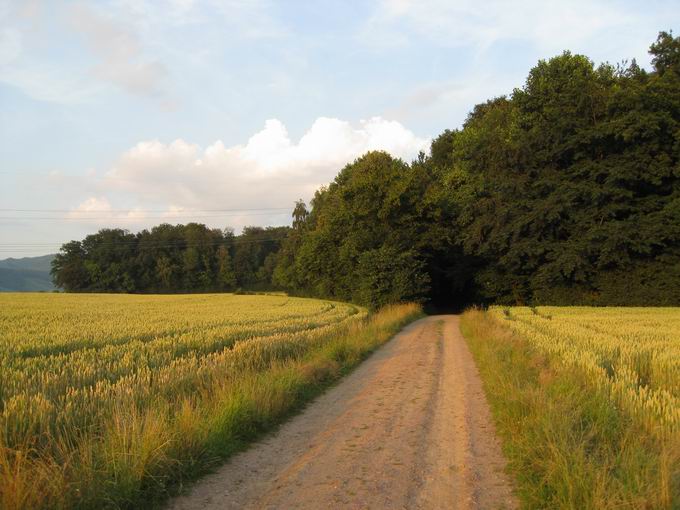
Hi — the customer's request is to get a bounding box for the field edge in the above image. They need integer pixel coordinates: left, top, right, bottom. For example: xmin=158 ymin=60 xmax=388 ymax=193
xmin=459 ymin=309 xmax=679 ymax=509
xmin=0 ymin=302 xmax=423 ymax=510
xmin=154 ymin=303 xmax=424 ymax=509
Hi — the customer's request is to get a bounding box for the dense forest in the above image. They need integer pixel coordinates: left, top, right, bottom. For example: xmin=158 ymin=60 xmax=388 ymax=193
xmin=52 ymin=32 xmax=680 ymax=308
xmin=51 ymin=225 xmax=288 ymax=293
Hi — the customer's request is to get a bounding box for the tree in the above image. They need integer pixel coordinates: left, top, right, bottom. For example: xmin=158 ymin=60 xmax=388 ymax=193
xmin=51 ymin=241 xmax=90 ymax=292
xmin=292 ymin=199 xmax=309 ymax=231
xmin=233 ymin=226 xmax=290 ymax=288
xmin=155 ymin=255 xmax=177 ymax=290
xmin=51 ymin=32 xmax=680 ymax=307
xmin=275 ymin=151 xmax=451 ymax=306
xmin=452 ymin=38 xmax=680 ymax=305
xmin=80 ymin=229 xmax=138 ymax=292
xmin=52 ymin=223 xmax=288 ymax=293
xmin=353 ymin=247 xmax=430 ymax=309
xmin=650 ymin=30 xmax=680 ymax=75
xmin=216 ymin=245 xmax=237 ymax=290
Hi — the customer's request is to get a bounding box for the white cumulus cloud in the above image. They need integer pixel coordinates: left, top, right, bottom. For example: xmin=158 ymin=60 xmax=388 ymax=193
xmin=81 ymin=116 xmax=429 ymax=230
xmin=72 ymin=196 xmax=113 ymax=212
xmin=36 ymin=117 xmax=430 ymax=234
xmin=69 ymin=197 xmax=148 ymax=223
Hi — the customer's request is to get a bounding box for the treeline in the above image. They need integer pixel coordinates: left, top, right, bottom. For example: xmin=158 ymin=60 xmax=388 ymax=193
xmin=53 ymin=32 xmax=680 ymax=307
xmin=51 ymin=224 xmax=288 ymax=292
xmin=272 ymin=31 xmax=680 ymax=307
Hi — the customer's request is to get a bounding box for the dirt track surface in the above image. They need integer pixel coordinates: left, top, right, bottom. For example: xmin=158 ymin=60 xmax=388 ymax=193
xmin=168 ymin=315 xmax=517 ymax=510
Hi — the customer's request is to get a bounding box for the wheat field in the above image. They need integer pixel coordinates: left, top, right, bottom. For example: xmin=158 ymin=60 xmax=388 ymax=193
xmin=0 ymin=293 xmax=420 ymax=509
xmin=490 ymin=306 xmax=680 ymax=436
xmin=463 ymin=306 xmax=680 ymax=508
xmin=1 ymin=293 xmax=363 ymax=450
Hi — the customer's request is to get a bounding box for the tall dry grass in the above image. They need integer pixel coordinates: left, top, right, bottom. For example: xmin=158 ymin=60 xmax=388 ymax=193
xmin=461 ymin=308 xmax=679 ymax=509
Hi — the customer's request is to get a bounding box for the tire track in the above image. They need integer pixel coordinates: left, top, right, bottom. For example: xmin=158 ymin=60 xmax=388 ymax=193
xmin=168 ymin=315 xmax=517 ymax=510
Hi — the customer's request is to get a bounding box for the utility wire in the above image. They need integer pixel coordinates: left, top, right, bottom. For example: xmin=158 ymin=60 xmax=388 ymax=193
xmin=0 ymin=207 xmax=292 ymax=213
xmin=0 ymin=237 xmax=294 ymax=254
xmin=0 ymin=237 xmax=290 ymax=247
xmin=0 ymin=212 xmax=291 ymax=221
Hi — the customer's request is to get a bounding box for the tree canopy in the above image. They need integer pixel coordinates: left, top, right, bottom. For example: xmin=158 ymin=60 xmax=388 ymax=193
xmin=53 ymin=31 xmax=680 ymax=308
xmin=271 ymin=31 xmax=680 ymax=308
xmin=51 ymin=223 xmax=289 ymax=293
xmin=453 ymin=34 xmax=680 ymax=305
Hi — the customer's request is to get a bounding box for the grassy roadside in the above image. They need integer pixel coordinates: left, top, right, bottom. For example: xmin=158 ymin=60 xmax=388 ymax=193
xmin=1 ymin=303 xmax=423 ymax=510
xmin=460 ymin=309 xmax=679 ymax=509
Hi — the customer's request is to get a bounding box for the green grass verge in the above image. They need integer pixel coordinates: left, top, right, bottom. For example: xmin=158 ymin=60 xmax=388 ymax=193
xmin=1 ymin=304 xmax=423 ymax=510
xmin=460 ymin=309 xmax=679 ymax=510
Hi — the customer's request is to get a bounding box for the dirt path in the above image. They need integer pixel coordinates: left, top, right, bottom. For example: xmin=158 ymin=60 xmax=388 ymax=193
xmin=167 ymin=315 xmax=517 ymax=510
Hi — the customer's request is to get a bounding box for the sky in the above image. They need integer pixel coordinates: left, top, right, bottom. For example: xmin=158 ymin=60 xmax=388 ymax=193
xmin=1 ymin=0 xmax=678 ymax=258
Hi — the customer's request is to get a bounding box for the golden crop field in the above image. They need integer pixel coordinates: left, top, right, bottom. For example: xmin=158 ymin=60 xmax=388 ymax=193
xmin=462 ymin=306 xmax=680 ymax=508
xmin=489 ymin=306 xmax=680 ymax=437
xmin=0 ymin=293 xmax=364 ymax=449
xmin=1 ymin=293 xmax=418 ymax=509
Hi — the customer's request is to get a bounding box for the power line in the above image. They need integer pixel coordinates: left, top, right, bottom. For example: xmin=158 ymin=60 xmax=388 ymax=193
xmin=0 ymin=207 xmax=292 ymax=213
xmin=0 ymin=236 xmax=292 ymax=252
xmin=0 ymin=206 xmax=299 ymax=254
xmin=0 ymin=212 xmax=291 ymax=221
xmin=0 ymin=238 xmax=289 ymax=247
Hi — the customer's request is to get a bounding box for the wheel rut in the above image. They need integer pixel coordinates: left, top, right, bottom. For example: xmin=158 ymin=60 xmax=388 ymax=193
xmin=167 ymin=315 xmax=517 ymax=510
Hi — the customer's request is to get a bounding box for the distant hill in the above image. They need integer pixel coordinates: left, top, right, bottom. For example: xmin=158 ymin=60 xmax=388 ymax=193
xmin=0 ymin=254 xmax=56 ymax=292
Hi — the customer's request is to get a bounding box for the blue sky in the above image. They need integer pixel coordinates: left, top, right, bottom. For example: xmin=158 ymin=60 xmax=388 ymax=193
xmin=1 ymin=0 xmax=678 ymax=257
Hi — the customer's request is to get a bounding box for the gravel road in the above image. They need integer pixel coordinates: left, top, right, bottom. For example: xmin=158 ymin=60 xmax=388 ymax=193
xmin=168 ymin=315 xmax=517 ymax=510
